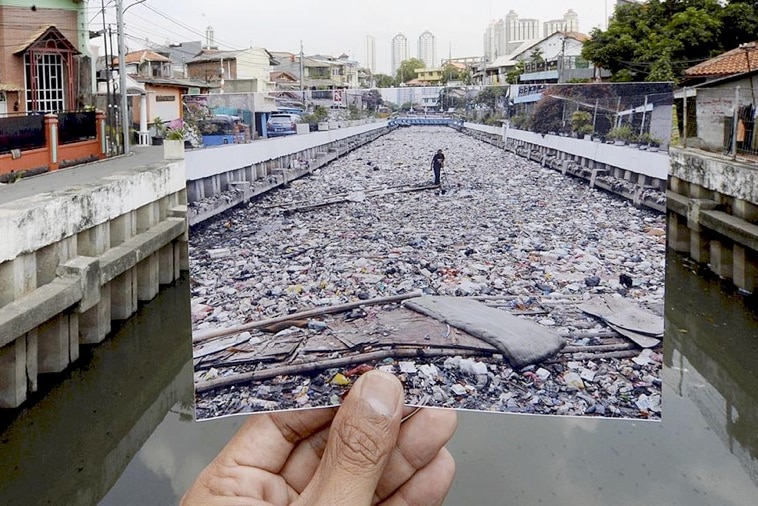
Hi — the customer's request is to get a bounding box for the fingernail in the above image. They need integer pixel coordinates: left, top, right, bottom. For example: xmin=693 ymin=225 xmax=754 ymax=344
xmin=359 ymin=372 xmax=402 ymax=416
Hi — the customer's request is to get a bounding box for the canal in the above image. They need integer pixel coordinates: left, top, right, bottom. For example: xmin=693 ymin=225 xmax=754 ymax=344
xmin=1 ymin=251 xmax=757 ymax=505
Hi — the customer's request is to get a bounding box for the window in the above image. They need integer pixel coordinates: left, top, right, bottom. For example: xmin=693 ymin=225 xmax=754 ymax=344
xmin=25 ymin=53 xmax=66 ymax=113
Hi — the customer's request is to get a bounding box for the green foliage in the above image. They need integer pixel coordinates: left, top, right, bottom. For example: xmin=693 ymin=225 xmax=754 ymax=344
xmin=506 ymin=60 xmax=525 ymax=84
xmin=474 ymin=86 xmax=508 ymax=109
xmin=530 ymin=96 xmax=565 ymax=134
xmin=529 ymin=47 xmax=544 ymax=64
xmin=582 ymin=0 xmax=758 ymax=83
xmin=303 ymin=105 xmax=329 ymax=125
xmin=348 ymin=103 xmax=361 ymax=120
xmin=608 ymin=125 xmax=634 ymax=143
xmin=395 ymin=58 xmax=425 ymax=84
xmin=441 ymin=63 xmax=463 ymax=84
xmin=374 ymin=73 xmax=395 ymax=88
xmin=571 ymin=111 xmax=592 ymax=134
xmin=511 ymin=114 xmax=532 ymax=130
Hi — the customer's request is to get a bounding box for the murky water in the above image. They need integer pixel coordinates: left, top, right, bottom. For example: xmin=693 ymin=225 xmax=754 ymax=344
xmin=1 ymin=252 xmax=757 ymax=505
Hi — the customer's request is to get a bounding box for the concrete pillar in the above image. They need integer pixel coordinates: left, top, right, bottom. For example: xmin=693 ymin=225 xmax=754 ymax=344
xmin=687 ymin=199 xmax=718 ymax=264
xmin=733 ymin=245 xmax=758 ymax=294
xmin=710 ymin=238 xmax=734 ymax=279
xmin=80 ymin=284 xmax=111 ymax=344
xmin=136 ymin=202 xmax=159 ymax=302
xmin=38 ymin=314 xmax=72 ymax=373
xmin=690 ymin=229 xmax=710 ymax=264
xmin=110 ymin=270 xmax=137 ymax=320
xmin=138 ymin=93 xmax=150 ymax=146
xmin=669 ymin=176 xmax=689 ymax=197
xmin=0 ymin=338 xmax=26 ymax=408
xmin=110 ymin=211 xmax=136 ymax=247
xmin=25 ymin=329 xmax=38 ymax=393
xmin=158 ymin=243 xmax=175 ymax=285
xmin=75 ymin=222 xmax=111 ymax=344
xmin=667 ymin=212 xmax=689 ymax=252
xmin=137 ymin=256 xmax=159 ymax=301
xmin=734 ymin=198 xmax=758 ymax=222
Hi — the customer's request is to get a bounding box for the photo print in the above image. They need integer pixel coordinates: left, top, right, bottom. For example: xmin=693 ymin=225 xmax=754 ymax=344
xmin=187 ymin=81 xmax=672 ymax=421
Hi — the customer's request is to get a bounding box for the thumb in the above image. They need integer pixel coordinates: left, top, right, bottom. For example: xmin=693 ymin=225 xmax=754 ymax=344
xmin=299 ymin=371 xmax=404 ymax=506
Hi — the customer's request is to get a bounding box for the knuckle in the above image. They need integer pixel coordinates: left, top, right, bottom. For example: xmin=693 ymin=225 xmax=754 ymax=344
xmin=333 ymin=414 xmax=393 ymax=471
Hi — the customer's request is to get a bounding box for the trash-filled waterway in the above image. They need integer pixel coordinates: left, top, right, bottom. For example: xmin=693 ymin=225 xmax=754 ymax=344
xmin=189 ymin=127 xmax=665 ymax=420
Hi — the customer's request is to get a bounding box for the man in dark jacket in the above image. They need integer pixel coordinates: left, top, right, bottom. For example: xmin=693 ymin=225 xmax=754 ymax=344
xmin=431 ymin=149 xmax=445 ymax=186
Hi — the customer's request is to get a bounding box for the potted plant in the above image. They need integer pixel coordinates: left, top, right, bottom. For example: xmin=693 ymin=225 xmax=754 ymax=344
xmin=608 ymin=125 xmax=633 ymax=145
xmin=577 ymin=124 xmax=594 ymax=140
xmin=151 ymin=117 xmax=166 ymax=145
xmin=571 ymin=110 xmax=593 ymax=139
xmin=163 ymin=125 xmax=186 ymax=159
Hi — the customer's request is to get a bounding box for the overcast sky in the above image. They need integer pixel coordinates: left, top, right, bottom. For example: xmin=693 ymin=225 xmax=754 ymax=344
xmin=95 ymin=0 xmax=613 ymax=74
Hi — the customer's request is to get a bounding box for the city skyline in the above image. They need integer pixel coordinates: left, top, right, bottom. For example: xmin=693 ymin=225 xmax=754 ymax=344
xmin=98 ymin=0 xmax=611 ymax=75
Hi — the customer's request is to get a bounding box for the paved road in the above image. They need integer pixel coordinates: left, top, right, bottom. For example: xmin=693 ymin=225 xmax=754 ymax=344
xmin=0 ymin=146 xmax=166 ymax=205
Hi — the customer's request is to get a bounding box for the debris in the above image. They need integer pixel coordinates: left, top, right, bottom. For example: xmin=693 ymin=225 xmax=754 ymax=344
xmin=403 ymin=296 xmax=565 ymax=368
xmin=330 ymin=373 xmax=351 ymax=386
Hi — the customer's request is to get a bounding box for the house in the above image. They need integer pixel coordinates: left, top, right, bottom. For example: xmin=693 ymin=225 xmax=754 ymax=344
xmin=480 ymin=39 xmax=540 ymax=85
xmin=100 ymin=49 xmax=214 ymax=144
xmin=0 ymin=1 xmax=95 ymax=115
xmin=152 ymin=40 xmax=203 ymax=78
xmin=676 ymin=42 xmax=758 ymax=154
xmin=511 ymin=31 xmax=604 ymax=84
xmin=412 ymin=67 xmax=444 ymax=86
xmin=681 ymin=42 xmax=758 ymax=87
xmin=186 ymin=48 xmax=276 ymax=92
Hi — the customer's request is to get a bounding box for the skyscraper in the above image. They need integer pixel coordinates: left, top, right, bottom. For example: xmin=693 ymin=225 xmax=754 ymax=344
xmin=364 ymin=35 xmax=376 ymax=74
xmin=417 ymin=30 xmax=436 ymax=68
xmin=544 ymin=9 xmax=580 ymax=36
xmin=391 ymin=33 xmax=408 ymax=76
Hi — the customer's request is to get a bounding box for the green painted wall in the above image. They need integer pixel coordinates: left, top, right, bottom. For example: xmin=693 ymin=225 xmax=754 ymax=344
xmin=0 ymin=0 xmax=83 ymax=10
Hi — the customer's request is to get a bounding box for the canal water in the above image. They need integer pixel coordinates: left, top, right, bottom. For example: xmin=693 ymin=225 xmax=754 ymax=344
xmin=1 ymin=251 xmax=757 ymax=505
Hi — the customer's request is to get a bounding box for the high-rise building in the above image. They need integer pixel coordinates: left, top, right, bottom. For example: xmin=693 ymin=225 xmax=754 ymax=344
xmin=485 ymin=9 xmax=581 ymax=57
xmin=364 ymin=35 xmax=376 ymax=73
xmin=483 ymin=19 xmax=507 ymax=61
xmin=544 ymin=9 xmax=580 ymax=36
xmin=391 ymin=33 xmax=408 ymax=76
xmin=417 ymin=30 xmax=436 ymax=67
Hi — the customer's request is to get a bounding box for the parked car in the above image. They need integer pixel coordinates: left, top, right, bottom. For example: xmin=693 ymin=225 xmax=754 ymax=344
xmin=266 ymin=113 xmax=302 ymax=137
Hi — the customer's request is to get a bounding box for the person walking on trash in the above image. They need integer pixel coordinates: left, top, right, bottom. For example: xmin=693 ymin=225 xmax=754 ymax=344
xmin=431 ymin=148 xmax=445 ymax=186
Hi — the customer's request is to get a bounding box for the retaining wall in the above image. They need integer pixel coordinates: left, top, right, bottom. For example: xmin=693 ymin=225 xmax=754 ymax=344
xmin=186 ymin=121 xmax=391 ymax=225
xmin=667 ymin=147 xmax=758 ymax=294
xmin=0 ymin=158 xmax=189 ymax=408
xmin=461 ymin=123 xmax=669 ymax=213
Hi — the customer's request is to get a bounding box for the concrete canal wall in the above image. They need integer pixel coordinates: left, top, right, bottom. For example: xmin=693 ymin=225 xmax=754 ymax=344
xmin=186 ymin=121 xmax=390 ymax=225
xmin=461 ymin=123 xmax=669 ymax=213
xmin=0 ymin=158 xmax=188 ymax=408
xmin=667 ymin=147 xmax=758 ymax=294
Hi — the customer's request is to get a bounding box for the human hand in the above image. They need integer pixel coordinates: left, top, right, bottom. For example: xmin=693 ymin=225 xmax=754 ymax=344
xmin=182 ymin=370 xmax=458 ymax=505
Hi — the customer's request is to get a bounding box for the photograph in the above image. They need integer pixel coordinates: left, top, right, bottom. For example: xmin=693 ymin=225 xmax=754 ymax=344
xmin=188 ymin=82 xmax=671 ymax=421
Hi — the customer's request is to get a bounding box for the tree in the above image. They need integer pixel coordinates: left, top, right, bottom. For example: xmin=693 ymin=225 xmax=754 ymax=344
xmin=396 ymin=58 xmax=424 ymax=84
xmin=362 ymin=89 xmax=383 ymax=111
xmin=374 ymin=73 xmax=395 ymax=88
xmin=506 ymin=60 xmax=525 ymax=84
xmin=441 ymin=63 xmax=462 ymax=84
xmin=582 ymin=0 xmax=757 ymax=82
xmin=474 ymin=86 xmax=508 ymax=110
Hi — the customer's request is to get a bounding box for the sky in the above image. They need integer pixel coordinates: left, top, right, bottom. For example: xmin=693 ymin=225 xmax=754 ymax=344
xmin=91 ymin=0 xmax=613 ymax=75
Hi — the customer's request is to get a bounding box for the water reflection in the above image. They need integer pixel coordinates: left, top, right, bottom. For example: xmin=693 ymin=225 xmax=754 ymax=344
xmin=2 ymin=253 xmax=758 ymax=505
xmin=0 ymin=277 xmax=192 ymax=506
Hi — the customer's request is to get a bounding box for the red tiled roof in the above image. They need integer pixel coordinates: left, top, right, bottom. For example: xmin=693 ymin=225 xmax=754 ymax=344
xmin=685 ymin=43 xmax=758 ymax=77
xmin=114 ymin=50 xmax=171 ymax=65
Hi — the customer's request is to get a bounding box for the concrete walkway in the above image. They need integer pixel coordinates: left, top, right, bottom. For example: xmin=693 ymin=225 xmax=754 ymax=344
xmin=0 ymin=146 xmax=166 ymax=205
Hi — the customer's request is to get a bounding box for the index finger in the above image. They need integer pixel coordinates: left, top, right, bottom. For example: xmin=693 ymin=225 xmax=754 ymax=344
xmin=217 ymin=407 xmax=338 ymax=474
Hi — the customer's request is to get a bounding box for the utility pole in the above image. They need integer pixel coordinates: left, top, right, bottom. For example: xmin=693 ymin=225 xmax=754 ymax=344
xmin=299 ymin=41 xmax=305 ymax=109
xmin=116 ymin=0 xmax=130 ymax=154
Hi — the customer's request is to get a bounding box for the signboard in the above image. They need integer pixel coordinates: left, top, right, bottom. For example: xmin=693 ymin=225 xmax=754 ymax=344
xmin=333 ymin=89 xmax=342 ymax=103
